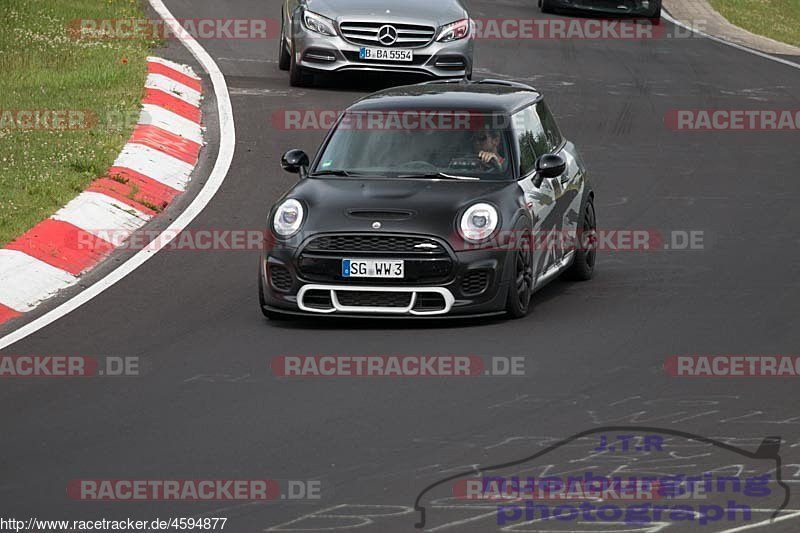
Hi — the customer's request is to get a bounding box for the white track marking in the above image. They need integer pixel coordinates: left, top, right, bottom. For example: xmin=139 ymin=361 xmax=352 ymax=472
xmin=113 ymin=143 xmax=195 ymax=191
xmin=145 ymin=73 xmax=203 ymax=106
xmin=720 ymin=510 xmax=800 ymax=532
xmin=0 ymin=0 xmax=235 ymax=350
xmin=265 ymin=505 xmax=414 ymax=531
xmin=0 ymin=251 xmax=78 ymax=312
xmin=662 ymin=11 xmax=800 ymax=71
xmin=51 ymin=191 xmax=151 ymax=238
xmin=139 ymin=103 xmax=204 ymax=142
xmin=147 ymin=56 xmax=200 ymax=79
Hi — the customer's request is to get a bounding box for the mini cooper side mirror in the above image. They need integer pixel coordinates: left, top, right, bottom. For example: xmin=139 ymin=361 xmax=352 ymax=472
xmin=533 ymin=153 xmax=567 ymax=187
xmin=281 ymin=149 xmax=310 ymax=176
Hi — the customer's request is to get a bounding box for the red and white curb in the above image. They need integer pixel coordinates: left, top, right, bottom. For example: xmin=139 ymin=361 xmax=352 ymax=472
xmin=0 ymin=56 xmax=204 ymax=327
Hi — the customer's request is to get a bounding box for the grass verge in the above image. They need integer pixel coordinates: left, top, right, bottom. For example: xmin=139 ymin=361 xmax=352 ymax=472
xmin=707 ymin=0 xmax=800 ymax=48
xmin=0 ymin=0 xmax=157 ymax=246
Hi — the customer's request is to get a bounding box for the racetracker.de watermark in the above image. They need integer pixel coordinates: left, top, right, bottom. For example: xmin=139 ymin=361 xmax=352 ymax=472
xmin=664 ymin=110 xmax=800 ymax=131
xmin=271 ymin=355 xmax=526 ymax=378
xmin=453 ymin=475 xmax=664 ymax=502
xmin=67 ymin=18 xmax=279 ymax=41
xmin=0 ymin=356 xmax=140 ymax=378
xmin=64 ymin=229 xmax=705 ymax=252
xmin=67 ymin=479 xmax=321 ymax=501
xmin=0 ymin=109 xmax=97 ymax=131
xmin=665 ymin=356 xmax=800 ymax=377
xmin=452 ymin=229 xmax=704 ymax=252
xmin=272 ymin=109 xmax=491 ymax=132
xmin=472 ymin=18 xmax=675 ymax=40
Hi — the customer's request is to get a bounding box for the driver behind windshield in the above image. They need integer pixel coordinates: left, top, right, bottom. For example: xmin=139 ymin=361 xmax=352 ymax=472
xmin=468 ymin=127 xmax=507 ymax=172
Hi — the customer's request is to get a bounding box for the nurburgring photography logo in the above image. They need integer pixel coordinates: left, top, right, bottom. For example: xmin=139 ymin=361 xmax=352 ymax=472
xmin=413 ymin=426 xmax=789 ymax=530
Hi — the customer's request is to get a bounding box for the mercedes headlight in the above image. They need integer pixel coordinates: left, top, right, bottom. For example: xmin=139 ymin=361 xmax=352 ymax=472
xmin=437 ymin=19 xmax=471 ymax=42
xmin=459 ymin=203 xmax=499 ymax=242
xmin=303 ymin=10 xmax=336 ymax=36
xmin=273 ymin=199 xmax=305 ymax=238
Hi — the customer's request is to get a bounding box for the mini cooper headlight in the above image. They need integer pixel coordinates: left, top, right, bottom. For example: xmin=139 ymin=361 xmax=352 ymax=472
xmin=459 ymin=203 xmax=499 ymax=242
xmin=273 ymin=199 xmax=305 ymax=238
xmin=437 ymin=19 xmax=471 ymax=42
xmin=303 ymin=10 xmax=336 ymax=36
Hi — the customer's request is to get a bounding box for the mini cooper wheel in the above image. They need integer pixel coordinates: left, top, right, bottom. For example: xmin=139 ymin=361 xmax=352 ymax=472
xmin=563 ymin=198 xmax=597 ymax=281
xmin=506 ymin=226 xmax=534 ymax=318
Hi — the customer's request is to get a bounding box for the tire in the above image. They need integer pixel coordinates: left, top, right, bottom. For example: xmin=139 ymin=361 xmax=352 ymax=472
xmin=278 ymin=15 xmax=290 ymax=71
xmin=505 ymin=223 xmax=534 ymax=319
xmin=649 ymin=0 xmax=662 ymax=24
xmin=540 ymin=0 xmax=555 ymax=14
xmin=563 ymin=197 xmax=597 ymax=281
xmin=289 ymin=49 xmax=312 ymax=87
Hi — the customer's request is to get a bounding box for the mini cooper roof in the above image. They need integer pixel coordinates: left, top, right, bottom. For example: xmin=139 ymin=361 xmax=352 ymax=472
xmin=347 ymin=79 xmax=543 ymax=116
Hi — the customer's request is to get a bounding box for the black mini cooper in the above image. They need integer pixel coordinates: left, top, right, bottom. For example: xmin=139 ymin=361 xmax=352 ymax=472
xmin=259 ymin=79 xmax=596 ymax=319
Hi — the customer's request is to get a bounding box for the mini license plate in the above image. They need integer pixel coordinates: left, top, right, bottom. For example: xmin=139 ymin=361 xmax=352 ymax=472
xmin=342 ymin=259 xmax=405 ymax=278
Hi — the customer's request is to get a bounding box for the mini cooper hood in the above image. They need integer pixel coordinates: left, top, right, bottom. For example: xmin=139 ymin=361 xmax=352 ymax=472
xmin=286 ymin=177 xmax=520 ymax=237
xmin=306 ymin=0 xmax=468 ymax=28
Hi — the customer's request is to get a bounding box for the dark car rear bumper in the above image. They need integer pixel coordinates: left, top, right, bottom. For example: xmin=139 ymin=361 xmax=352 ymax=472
xmin=549 ymin=0 xmax=660 ymax=17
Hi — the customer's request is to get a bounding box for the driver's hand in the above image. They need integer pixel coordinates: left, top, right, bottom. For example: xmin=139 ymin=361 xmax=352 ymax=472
xmin=478 ymin=151 xmax=500 ymax=164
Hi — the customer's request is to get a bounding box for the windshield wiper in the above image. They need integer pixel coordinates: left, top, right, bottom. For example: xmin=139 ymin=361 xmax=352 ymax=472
xmin=309 ymin=170 xmax=386 ymax=178
xmin=396 ymin=172 xmax=480 ymax=181
xmin=309 ymin=170 xmax=355 ymax=177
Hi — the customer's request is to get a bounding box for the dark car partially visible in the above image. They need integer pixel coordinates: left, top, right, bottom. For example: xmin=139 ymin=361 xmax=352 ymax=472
xmin=540 ymin=0 xmax=662 ymax=22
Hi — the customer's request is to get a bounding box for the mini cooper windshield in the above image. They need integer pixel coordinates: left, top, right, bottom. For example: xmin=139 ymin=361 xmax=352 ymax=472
xmin=312 ymin=112 xmax=514 ymax=181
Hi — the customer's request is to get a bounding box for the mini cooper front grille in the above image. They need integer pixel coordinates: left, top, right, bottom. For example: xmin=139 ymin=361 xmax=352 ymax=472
xmin=336 ymin=291 xmax=412 ymax=308
xmin=269 ymin=265 xmax=293 ymax=292
xmin=305 ymin=235 xmax=446 ymax=255
xmin=461 ymin=270 xmax=488 ymax=295
xmin=339 ymin=22 xmax=437 ymax=48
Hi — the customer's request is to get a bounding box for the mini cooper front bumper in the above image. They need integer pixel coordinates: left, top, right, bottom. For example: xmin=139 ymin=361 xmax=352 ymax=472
xmin=260 ymin=233 xmax=514 ymax=318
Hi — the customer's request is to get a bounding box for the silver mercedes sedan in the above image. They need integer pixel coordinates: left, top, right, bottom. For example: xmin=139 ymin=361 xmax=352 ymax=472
xmin=278 ymin=0 xmax=475 ymax=86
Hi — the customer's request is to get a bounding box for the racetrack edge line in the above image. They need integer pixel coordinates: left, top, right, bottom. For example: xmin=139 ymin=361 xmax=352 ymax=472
xmin=662 ymin=10 xmax=800 ymax=71
xmin=0 ymin=0 xmax=236 ymax=351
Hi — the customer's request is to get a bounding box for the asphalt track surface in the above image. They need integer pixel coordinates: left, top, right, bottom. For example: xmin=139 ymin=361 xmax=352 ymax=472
xmin=1 ymin=0 xmax=800 ymax=531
